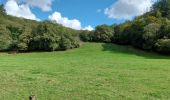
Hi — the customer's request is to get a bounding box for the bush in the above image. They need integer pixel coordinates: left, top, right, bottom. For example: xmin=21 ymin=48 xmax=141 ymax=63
xmin=29 ymin=23 xmax=59 ymax=51
xmin=7 ymin=25 xmax=23 ymax=51
xmin=59 ymin=34 xmax=80 ymax=50
xmin=142 ymin=23 xmax=160 ymax=50
xmin=79 ymin=30 xmax=93 ymax=42
xmin=155 ymin=39 xmax=170 ymax=54
xmin=29 ymin=22 xmax=79 ymax=51
xmin=17 ymin=28 xmax=32 ymax=51
xmin=92 ymin=25 xmax=114 ymax=42
xmin=59 ymin=36 xmax=72 ymax=50
xmin=113 ymin=23 xmax=133 ymax=45
xmin=0 ymin=26 xmax=12 ymax=51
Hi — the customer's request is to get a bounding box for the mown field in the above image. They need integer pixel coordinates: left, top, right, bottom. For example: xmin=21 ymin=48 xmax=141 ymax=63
xmin=0 ymin=43 xmax=170 ymax=100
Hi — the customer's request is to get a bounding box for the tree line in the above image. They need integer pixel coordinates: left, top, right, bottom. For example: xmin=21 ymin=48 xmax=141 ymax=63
xmin=1 ymin=0 xmax=170 ymax=54
xmin=80 ymin=0 xmax=170 ymax=54
xmin=0 ymin=5 xmax=80 ymax=52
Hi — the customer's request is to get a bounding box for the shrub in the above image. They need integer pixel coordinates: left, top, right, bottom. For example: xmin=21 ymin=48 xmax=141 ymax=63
xmin=142 ymin=23 xmax=161 ymax=50
xmin=92 ymin=25 xmax=114 ymax=42
xmin=0 ymin=25 xmax=12 ymax=51
xmin=28 ymin=22 xmax=80 ymax=51
xmin=155 ymin=39 xmax=170 ymax=54
xmin=79 ymin=30 xmax=93 ymax=42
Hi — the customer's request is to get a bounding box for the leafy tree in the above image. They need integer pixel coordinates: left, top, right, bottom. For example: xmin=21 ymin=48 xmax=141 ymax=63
xmin=29 ymin=21 xmax=79 ymax=51
xmin=0 ymin=25 xmax=12 ymax=50
xmin=142 ymin=23 xmax=161 ymax=50
xmin=157 ymin=19 xmax=170 ymax=39
xmin=0 ymin=9 xmax=80 ymax=52
xmin=113 ymin=22 xmax=132 ymax=44
xmin=93 ymin=25 xmax=114 ymax=42
xmin=7 ymin=25 xmax=23 ymax=51
xmin=129 ymin=18 xmax=146 ymax=48
xmin=59 ymin=36 xmax=72 ymax=50
xmin=155 ymin=39 xmax=170 ymax=54
xmin=18 ymin=27 xmax=32 ymax=51
xmin=0 ymin=4 xmax=6 ymax=15
xmin=29 ymin=22 xmax=60 ymax=51
xmin=152 ymin=0 xmax=170 ymax=19
xmin=79 ymin=30 xmax=93 ymax=42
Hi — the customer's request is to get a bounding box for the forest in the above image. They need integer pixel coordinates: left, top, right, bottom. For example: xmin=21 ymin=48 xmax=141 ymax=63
xmin=80 ymin=0 xmax=170 ymax=54
xmin=1 ymin=0 xmax=170 ymax=54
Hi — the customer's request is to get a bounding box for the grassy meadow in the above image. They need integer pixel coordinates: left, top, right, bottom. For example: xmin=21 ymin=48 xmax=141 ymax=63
xmin=0 ymin=43 xmax=170 ymax=100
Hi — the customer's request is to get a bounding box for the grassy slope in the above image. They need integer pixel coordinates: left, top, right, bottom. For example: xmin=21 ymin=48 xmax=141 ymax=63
xmin=0 ymin=43 xmax=170 ymax=100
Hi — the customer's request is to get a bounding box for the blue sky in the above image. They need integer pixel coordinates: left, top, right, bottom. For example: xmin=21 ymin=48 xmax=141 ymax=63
xmin=37 ymin=0 xmax=117 ymax=25
xmin=0 ymin=0 xmax=155 ymax=30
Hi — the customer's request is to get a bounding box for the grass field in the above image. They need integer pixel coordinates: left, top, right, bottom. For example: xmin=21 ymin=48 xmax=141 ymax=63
xmin=0 ymin=43 xmax=170 ymax=100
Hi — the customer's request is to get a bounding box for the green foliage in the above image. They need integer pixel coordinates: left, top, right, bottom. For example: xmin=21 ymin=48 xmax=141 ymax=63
xmin=29 ymin=22 xmax=59 ymax=51
xmin=152 ymin=0 xmax=170 ymax=19
xmin=0 ymin=5 xmax=80 ymax=52
xmin=79 ymin=30 xmax=93 ymax=42
xmin=0 ymin=4 xmax=6 ymax=15
xmin=108 ymin=0 xmax=170 ymax=53
xmin=28 ymin=22 xmax=79 ymax=51
xmin=18 ymin=27 xmax=32 ymax=51
xmin=0 ymin=25 xmax=12 ymax=50
xmin=155 ymin=39 xmax=170 ymax=54
xmin=59 ymin=36 xmax=72 ymax=50
xmin=142 ymin=23 xmax=161 ymax=50
xmin=2 ymin=0 xmax=170 ymax=54
xmin=7 ymin=25 xmax=23 ymax=51
xmin=113 ymin=22 xmax=132 ymax=44
xmin=92 ymin=25 xmax=114 ymax=42
xmin=157 ymin=19 xmax=170 ymax=38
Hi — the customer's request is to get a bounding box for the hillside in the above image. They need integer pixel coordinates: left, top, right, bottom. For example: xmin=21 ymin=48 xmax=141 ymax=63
xmin=0 ymin=43 xmax=170 ymax=99
xmin=79 ymin=0 xmax=170 ymax=54
xmin=1 ymin=0 xmax=170 ymax=100
xmin=0 ymin=5 xmax=81 ymax=52
xmin=1 ymin=0 xmax=170 ymax=54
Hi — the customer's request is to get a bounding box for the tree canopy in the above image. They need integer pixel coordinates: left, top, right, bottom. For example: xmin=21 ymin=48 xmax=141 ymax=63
xmin=1 ymin=0 xmax=170 ymax=54
xmin=0 ymin=6 xmax=80 ymax=52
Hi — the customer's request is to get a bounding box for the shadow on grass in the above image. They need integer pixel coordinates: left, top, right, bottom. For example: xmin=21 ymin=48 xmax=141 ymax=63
xmin=102 ymin=43 xmax=170 ymax=59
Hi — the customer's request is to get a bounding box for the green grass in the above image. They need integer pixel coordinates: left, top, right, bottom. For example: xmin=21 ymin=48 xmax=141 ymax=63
xmin=0 ymin=43 xmax=170 ymax=100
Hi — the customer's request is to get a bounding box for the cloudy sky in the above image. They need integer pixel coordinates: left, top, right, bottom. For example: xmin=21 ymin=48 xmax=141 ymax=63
xmin=0 ymin=0 xmax=156 ymax=30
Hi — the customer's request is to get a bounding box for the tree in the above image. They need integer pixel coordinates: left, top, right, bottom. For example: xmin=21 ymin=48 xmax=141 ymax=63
xmin=152 ymin=0 xmax=170 ymax=19
xmin=142 ymin=23 xmax=161 ymax=50
xmin=29 ymin=21 xmax=80 ymax=51
xmin=0 ymin=25 xmax=12 ymax=51
xmin=129 ymin=18 xmax=146 ymax=48
xmin=7 ymin=25 xmax=23 ymax=51
xmin=59 ymin=36 xmax=72 ymax=50
xmin=0 ymin=5 xmax=6 ymax=15
xmin=93 ymin=25 xmax=114 ymax=42
xmin=18 ymin=27 xmax=32 ymax=51
xmin=29 ymin=22 xmax=60 ymax=51
xmin=113 ymin=22 xmax=132 ymax=44
xmin=0 ymin=9 xmax=80 ymax=52
xmin=155 ymin=39 xmax=170 ymax=54
xmin=157 ymin=19 xmax=170 ymax=39
xmin=79 ymin=30 xmax=93 ymax=42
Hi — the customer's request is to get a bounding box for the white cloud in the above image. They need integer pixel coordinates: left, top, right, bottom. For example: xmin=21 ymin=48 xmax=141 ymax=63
xmin=5 ymin=0 xmax=39 ymax=20
xmin=49 ymin=12 xmax=93 ymax=30
xmin=105 ymin=0 xmax=156 ymax=20
xmin=17 ymin=0 xmax=54 ymax=12
xmin=83 ymin=25 xmax=94 ymax=31
xmin=49 ymin=12 xmax=81 ymax=30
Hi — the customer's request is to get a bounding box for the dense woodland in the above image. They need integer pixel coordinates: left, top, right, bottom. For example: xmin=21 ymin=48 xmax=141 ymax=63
xmin=1 ymin=0 xmax=170 ymax=54
xmin=80 ymin=0 xmax=170 ymax=54
xmin=0 ymin=5 xmax=80 ymax=52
